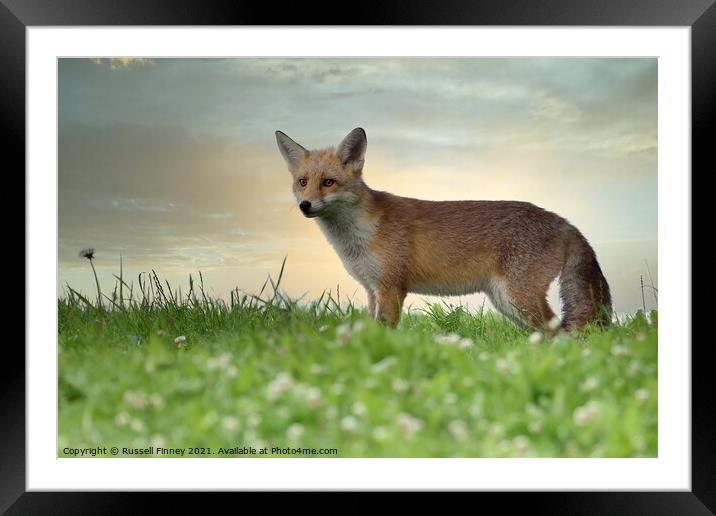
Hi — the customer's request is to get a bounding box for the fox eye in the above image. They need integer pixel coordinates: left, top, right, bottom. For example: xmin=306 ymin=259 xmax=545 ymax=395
xmin=322 ymin=178 xmax=335 ymax=187
xmin=298 ymin=178 xmax=308 ymax=187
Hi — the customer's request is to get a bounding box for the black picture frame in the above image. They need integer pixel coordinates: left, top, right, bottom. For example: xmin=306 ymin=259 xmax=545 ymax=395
xmin=5 ymin=0 xmax=711 ymax=512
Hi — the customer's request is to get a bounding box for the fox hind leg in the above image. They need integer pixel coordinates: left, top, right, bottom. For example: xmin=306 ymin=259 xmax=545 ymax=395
xmin=488 ymin=278 xmax=556 ymax=330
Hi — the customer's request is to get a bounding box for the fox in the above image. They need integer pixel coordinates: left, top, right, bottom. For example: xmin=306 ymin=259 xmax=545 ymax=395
xmin=275 ymin=127 xmax=612 ymax=332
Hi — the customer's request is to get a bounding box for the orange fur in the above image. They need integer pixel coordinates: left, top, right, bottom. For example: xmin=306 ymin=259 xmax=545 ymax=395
xmin=276 ymin=128 xmax=612 ymax=331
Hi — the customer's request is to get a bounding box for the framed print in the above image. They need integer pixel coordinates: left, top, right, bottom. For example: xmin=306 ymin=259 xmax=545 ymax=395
xmin=6 ymin=0 xmax=712 ymax=513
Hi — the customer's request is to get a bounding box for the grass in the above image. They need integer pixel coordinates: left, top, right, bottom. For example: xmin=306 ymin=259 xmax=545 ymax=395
xmin=58 ymin=262 xmax=658 ymax=458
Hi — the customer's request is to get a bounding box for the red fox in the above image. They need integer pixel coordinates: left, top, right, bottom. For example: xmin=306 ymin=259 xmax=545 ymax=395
xmin=276 ymin=128 xmax=612 ymax=331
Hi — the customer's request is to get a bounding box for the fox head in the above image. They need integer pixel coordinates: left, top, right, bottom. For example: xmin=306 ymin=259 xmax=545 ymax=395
xmin=275 ymin=128 xmax=367 ymax=218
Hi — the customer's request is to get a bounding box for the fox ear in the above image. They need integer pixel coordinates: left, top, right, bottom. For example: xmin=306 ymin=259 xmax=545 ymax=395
xmin=276 ymin=131 xmax=308 ymax=170
xmin=337 ymin=128 xmax=367 ymax=169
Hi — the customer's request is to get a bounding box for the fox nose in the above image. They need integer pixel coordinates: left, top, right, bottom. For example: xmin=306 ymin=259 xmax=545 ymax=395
xmin=299 ymin=201 xmax=311 ymax=214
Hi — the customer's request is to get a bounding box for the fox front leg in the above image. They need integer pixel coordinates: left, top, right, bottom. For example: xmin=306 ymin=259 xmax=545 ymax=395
xmin=367 ymin=289 xmax=377 ymax=319
xmin=375 ymin=287 xmax=406 ymax=328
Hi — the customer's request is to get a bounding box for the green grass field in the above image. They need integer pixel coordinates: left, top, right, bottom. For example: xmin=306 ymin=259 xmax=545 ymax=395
xmin=58 ymin=264 xmax=657 ymax=458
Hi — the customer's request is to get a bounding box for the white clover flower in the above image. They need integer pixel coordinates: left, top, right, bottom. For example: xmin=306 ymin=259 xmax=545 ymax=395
xmin=468 ymin=402 xmax=482 ymax=418
xmin=496 ymin=358 xmax=511 ymax=376
xmin=247 ymin=413 xmax=261 ymax=427
xmin=305 ymin=386 xmax=322 ymax=409
xmin=636 ymin=332 xmax=647 ymax=342
xmin=174 ymin=335 xmax=187 ymax=348
xmin=582 ymin=348 xmax=592 ymax=358
xmin=397 ymin=413 xmax=424 ymax=438
xmin=580 ymin=377 xmax=600 ymax=392
xmin=372 ymin=426 xmax=389 ymax=441
xmin=352 ymin=401 xmax=367 ymax=417
xmin=528 ymin=331 xmax=543 ymax=345
xmin=340 ymin=415 xmax=359 ymax=432
xmin=371 ymin=356 xmax=397 ymax=374
xmin=287 ymin=423 xmax=304 ymax=442
xmin=123 ymin=391 xmax=148 ymax=410
xmin=336 ymin=323 xmax=352 ymax=344
xmin=547 ymin=316 xmax=561 ymax=331
xmin=627 ymin=360 xmax=641 ymax=377
xmin=352 ymin=320 xmax=366 ymax=333
xmin=201 ymin=411 xmax=219 ymax=428
xmin=222 ymin=416 xmax=239 ymax=432
xmin=267 ymin=372 xmax=295 ymax=400
xmin=512 ymin=435 xmax=531 ymax=455
xmin=150 ymin=434 xmax=166 ymax=449
xmin=635 ymin=388 xmax=650 ymax=405
xmin=130 ymin=418 xmax=145 ymax=432
xmin=332 ymin=382 xmax=346 ymax=395
xmin=458 ymin=338 xmax=474 ymax=350
xmin=318 ymin=325 xmax=328 ymax=333
xmin=611 ymin=344 xmax=629 ymax=356
xmin=392 ymin=378 xmax=409 ymax=393
xmin=148 ymin=393 xmax=165 ymax=409
xmin=444 ymin=392 xmax=458 ymax=405
xmin=448 ymin=419 xmax=469 ymax=443
xmin=528 ymin=420 xmax=543 ymax=433
xmin=478 ymin=351 xmax=490 ymax=362
xmin=115 ymin=411 xmax=130 ymax=426
xmin=207 ymin=353 xmax=232 ymax=371
xmin=573 ymin=401 xmax=600 ymax=426
xmin=436 ymin=333 xmax=461 ymax=346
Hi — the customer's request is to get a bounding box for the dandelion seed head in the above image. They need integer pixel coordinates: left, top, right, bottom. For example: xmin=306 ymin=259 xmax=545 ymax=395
xmin=79 ymin=248 xmax=95 ymax=260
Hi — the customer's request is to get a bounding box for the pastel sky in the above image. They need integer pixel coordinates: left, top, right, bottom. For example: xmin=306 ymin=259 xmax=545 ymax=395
xmin=58 ymin=58 xmax=658 ymax=315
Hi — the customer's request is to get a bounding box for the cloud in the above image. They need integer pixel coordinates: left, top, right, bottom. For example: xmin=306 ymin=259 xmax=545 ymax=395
xmin=89 ymin=58 xmax=155 ymax=70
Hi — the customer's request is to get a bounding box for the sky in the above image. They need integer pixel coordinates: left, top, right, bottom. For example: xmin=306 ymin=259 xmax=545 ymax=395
xmin=58 ymin=58 xmax=658 ymax=315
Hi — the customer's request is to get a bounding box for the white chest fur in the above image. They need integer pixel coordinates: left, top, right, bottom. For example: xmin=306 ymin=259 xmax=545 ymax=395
xmin=316 ymin=209 xmax=382 ymax=290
